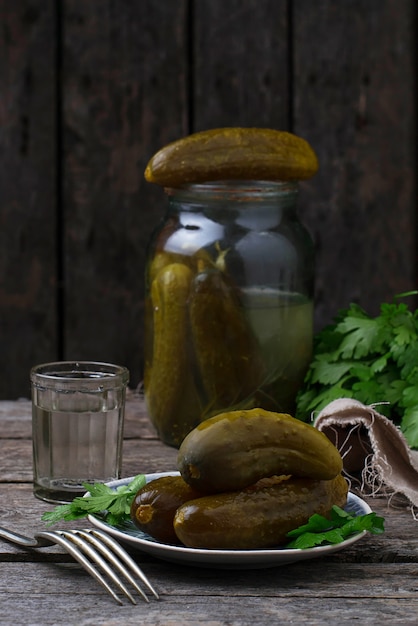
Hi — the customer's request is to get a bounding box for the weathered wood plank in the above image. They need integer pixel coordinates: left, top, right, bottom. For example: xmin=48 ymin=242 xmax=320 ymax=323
xmin=0 ymin=394 xmax=175 ymax=480
xmin=0 ymin=392 xmax=156 ymax=439
xmin=193 ymin=0 xmax=290 ymax=129
xmin=0 ymin=1 xmax=416 ymax=402
xmin=0 ymin=562 xmax=417 ymax=625
xmin=0 ymin=399 xmax=32 ymax=437
xmin=0 ymin=467 xmax=416 ymax=624
xmin=1 ymin=456 xmax=416 ymax=556
xmin=61 ymin=0 xmax=189 ymax=389
xmin=293 ymin=0 xmax=416 ymax=328
xmin=0 ymin=1 xmax=58 ymax=400
xmin=0 ymin=437 xmax=178 ymax=482
xmin=0 ymin=439 xmax=32 ymax=481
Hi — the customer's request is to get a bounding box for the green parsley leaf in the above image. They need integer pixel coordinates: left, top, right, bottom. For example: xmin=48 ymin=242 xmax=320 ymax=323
xmin=296 ymin=293 xmax=418 ymax=449
xmin=41 ymin=474 xmax=146 ymax=527
xmin=310 ymin=358 xmax=355 ymax=385
xmin=401 ymin=404 xmax=418 ymax=448
xmin=336 ymin=316 xmax=383 ymax=360
xmin=285 ymin=505 xmax=385 ymax=549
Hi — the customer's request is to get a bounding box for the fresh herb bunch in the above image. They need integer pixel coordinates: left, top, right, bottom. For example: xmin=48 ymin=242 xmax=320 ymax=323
xmin=286 ymin=505 xmax=385 ymax=549
xmin=41 ymin=474 xmax=146 ymax=527
xmin=296 ymin=293 xmax=418 ymax=449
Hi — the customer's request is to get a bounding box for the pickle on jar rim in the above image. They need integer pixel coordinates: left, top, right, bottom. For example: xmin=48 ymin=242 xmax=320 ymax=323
xmin=144 ymin=127 xmax=319 ymax=187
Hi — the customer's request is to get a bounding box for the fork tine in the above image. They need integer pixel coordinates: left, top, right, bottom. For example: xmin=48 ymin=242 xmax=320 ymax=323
xmin=75 ymin=530 xmax=150 ymax=603
xmin=88 ymin=530 xmax=159 ymax=599
xmin=59 ymin=531 xmax=139 ymax=605
xmin=38 ymin=531 xmax=124 ymax=605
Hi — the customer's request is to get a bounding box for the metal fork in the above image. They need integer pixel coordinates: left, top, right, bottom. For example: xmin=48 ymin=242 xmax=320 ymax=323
xmin=0 ymin=525 xmax=159 ymax=605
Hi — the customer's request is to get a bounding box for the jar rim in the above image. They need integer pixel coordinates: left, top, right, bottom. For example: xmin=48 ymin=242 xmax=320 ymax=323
xmin=165 ymin=180 xmax=299 ymax=200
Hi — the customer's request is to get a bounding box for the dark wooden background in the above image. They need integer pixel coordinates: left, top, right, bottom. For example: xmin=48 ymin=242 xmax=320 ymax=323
xmin=0 ymin=0 xmax=416 ymax=400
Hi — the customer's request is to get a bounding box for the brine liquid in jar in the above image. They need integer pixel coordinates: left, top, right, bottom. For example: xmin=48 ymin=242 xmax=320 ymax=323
xmin=241 ymin=287 xmax=313 ymax=412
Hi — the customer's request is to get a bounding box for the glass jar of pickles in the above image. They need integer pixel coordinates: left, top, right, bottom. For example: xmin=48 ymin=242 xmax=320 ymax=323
xmin=144 ymin=180 xmax=315 ymax=447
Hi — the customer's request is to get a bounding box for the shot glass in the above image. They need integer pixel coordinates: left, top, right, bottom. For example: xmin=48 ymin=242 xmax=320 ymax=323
xmin=30 ymin=361 xmax=129 ymax=504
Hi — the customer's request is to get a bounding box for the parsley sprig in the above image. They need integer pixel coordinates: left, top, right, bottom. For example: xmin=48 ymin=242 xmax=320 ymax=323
xmin=296 ymin=292 xmax=418 ymax=449
xmin=285 ymin=505 xmax=385 ymax=549
xmin=41 ymin=474 xmax=146 ymax=527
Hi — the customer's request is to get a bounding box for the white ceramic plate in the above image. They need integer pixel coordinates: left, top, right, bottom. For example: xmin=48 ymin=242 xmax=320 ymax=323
xmin=87 ymin=471 xmax=373 ymax=569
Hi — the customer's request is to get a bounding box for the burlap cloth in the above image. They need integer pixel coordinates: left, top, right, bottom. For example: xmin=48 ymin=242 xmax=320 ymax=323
xmin=314 ymin=398 xmax=418 ymax=518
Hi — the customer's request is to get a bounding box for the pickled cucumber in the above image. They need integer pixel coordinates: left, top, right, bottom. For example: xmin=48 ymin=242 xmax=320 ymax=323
xmin=144 ymin=262 xmax=201 ymax=447
xmin=173 ymin=473 xmax=348 ymax=549
xmin=189 ymin=269 xmax=264 ymax=416
xmin=130 ymin=475 xmax=202 ymax=544
xmin=178 ymin=408 xmax=343 ymax=493
xmin=145 ymin=127 xmax=319 ymax=187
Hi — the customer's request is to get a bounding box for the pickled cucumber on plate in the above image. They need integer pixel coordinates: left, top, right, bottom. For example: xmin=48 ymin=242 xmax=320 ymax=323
xmin=178 ymin=408 xmax=343 ymax=494
xmin=131 ymin=409 xmax=346 ymax=550
xmin=130 ymin=475 xmax=202 ymax=544
xmin=173 ymin=473 xmax=348 ymax=550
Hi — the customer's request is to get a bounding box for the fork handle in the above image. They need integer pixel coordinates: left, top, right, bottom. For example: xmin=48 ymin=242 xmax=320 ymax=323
xmin=0 ymin=524 xmax=43 ymax=548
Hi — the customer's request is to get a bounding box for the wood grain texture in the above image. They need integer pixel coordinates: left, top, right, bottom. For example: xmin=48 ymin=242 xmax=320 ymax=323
xmin=0 ymin=393 xmax=178 ymax=480
xmin=0 ymin=390 xmax=151 ymax=438
xmin=0 ymin=396 xmax=417 ymax=625
xmin=61 ymin=0 xmax=189 ymax=388
xmin=0 ymin=1 xmax=416 ymax=400
xmin=0 ymin=1 xmax=58 ymax=399
xmin=293 ymin=0 xmax=417 ymax=327
xmin=193 ymin=0 xmax=290 ymax=130
xmin=0 ymin=563 xmax=418 ymax=626
xmin=0 ymin=479 xmax=417 ymax=625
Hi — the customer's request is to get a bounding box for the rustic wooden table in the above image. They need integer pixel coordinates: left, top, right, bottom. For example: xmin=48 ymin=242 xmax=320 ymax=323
xmin=0 ymin=393 xmax=417 ymax=625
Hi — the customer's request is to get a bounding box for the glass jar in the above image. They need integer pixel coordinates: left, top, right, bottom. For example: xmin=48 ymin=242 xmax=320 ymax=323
xmin=144 ymin=180 xmax=315 ymax=447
